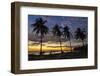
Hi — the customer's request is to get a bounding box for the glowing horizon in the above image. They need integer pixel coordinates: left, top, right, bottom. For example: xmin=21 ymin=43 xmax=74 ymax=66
xmin=28 ymin=40 xmax=73 ymax=52
xmin=28 ymin=45 xmax=73 ymax=52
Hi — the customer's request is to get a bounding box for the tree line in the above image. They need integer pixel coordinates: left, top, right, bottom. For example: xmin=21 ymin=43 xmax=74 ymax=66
xmin=31 ymin=17 xmax=87 ymax=55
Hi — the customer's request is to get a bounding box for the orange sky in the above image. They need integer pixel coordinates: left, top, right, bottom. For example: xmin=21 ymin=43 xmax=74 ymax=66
xmin=28 ymin=42 xmax=73 ymax=52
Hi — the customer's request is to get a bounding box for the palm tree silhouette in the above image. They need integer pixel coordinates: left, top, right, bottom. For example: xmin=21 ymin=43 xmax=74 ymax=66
xmin=52 ymin=24 xmax=63 ymax=53
xmin=63 ymin=26 xmax=73 ymax=52
xmin=75 ymin=28 xmax=86 ymax=47
xmin=32 ymin=18 xmax=49 ymax=55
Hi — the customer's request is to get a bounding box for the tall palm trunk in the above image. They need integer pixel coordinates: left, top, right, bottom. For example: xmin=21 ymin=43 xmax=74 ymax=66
xmin=59 ymin=36 xmax=63 ymax=53
xmin=40 ymin=34 xmax=43 ymax=55
xmin=82 ymin=39 xmax=84 ymax=47
xmin=81 ymin=39 xmax=85 ymax=51
xmin=69 ymin=38 xmax=73 ymax=52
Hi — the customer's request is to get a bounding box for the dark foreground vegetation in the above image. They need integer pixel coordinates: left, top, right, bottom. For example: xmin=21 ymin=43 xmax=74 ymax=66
xmin=28 ymin=45 xmax=88 ymax=61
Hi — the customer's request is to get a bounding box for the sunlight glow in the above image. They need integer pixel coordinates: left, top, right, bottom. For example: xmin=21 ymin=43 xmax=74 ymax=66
xmin=28 ymin=42 xmax=73 ymax=52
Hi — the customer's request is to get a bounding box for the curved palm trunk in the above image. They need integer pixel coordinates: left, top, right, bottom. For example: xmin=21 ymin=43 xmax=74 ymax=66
xmin=59 ymin=36 xmax=63 ymax=53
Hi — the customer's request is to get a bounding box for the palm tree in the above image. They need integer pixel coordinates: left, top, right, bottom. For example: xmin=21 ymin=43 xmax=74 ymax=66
xmin=31 ymin=18 xmax=49 ymax=55
xmin=74 ymin=28 xmax=86 ymax=47
xmin=52 ymin=24 xmax=63 ymax=53
xmin=63 ymin=26 xmax=73 ymax=52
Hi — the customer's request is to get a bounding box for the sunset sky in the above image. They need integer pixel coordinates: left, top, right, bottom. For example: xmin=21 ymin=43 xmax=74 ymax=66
xmin=28 ymin=15 xmax=88 ymax=53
